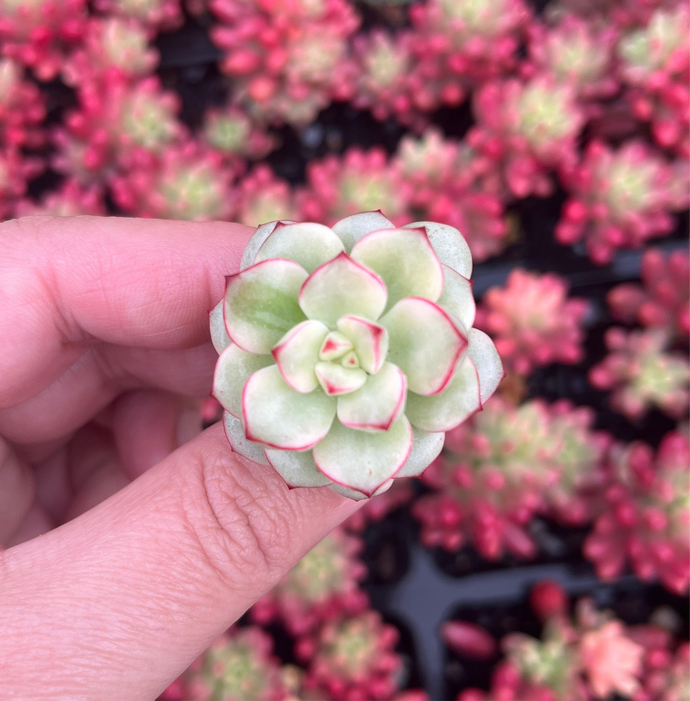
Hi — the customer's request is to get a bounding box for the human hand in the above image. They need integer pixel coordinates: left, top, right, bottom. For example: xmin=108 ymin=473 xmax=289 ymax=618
xmin=0 ymin=215 xmax=361 ymax=700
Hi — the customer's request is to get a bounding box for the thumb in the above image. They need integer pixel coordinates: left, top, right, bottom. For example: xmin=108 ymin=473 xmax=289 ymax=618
xmin=0 ymin=422 xmax=361 ymax=701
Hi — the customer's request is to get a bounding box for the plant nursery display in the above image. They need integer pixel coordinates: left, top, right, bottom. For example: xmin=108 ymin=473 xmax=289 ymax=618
xmin=0 ymin=0 xmax=688 ymax=698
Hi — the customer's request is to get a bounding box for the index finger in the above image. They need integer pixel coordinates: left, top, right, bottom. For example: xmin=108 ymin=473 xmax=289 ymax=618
xmin=0 ymin=215 xmax=253 ymax=407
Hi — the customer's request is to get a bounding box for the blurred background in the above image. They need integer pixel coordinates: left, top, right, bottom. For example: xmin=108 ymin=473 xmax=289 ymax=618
xmin=0 ymin=0 xmax=688 ymax=698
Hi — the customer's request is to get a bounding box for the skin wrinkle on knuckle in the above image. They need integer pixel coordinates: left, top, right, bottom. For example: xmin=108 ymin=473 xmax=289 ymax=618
xmin=179 ymin=445 xmax=297 ymax=597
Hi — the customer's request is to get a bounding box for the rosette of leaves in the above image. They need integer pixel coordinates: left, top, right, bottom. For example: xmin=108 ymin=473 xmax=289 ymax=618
xmin=210 ymin=212 xmax=502 ymax=499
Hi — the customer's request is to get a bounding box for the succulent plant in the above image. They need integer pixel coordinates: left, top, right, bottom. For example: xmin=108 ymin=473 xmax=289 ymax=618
xmin=62 ymin=17 xmax=159 ymax=87
xmin=299 ymin=149 xmax=411 ymax=226
xmin=237 ymin=164 xmax=298 ymax=228
xmin=469 ymin=75 xmax=584 ymax=199
xmin=414 ymin=397 xmax=607 ymax=558
xmin=164 ymin=626 xmax=289 ymax=701
xmin=589 ymin=328 xmax=689 ymax=420
xmin=112 ymin=141 xmax=235 ymax=220
xmin=16 ymin=179 xmax=105 ymax=217
xmin=608 ymin=247 xmax=690 ymax=341
xmin=617 ymin=5 xmax=690 ymax=156
xmin=0 ymin=0 xmax=87 ymax=81
xmin=0 ymin=147 xmax=43 ymax=220
xmin=524 ymin=14 xmax=618 ymax=101
xmin=584 ymin=430 xmax=690 ymax=594
xmin=476 ymin=269 xmax=589 ymax=375
xmin=202 ymin=105 xmax=277 ymax=163
xmin=409 ymin=0 xmax=530 ymax=84
xmin=556 ymin=140 xmax=689 ymax=264
xmin=210 ymin=0 xmax=359 ymax=126
xmin=93 ymin=0 xmax=183 ymax=30
xmin=344 ymin=479 xmax=414 ymax=533
xmin=210 ymin=212 xmax=502 ymax=499
xmin=251 ymin=528 xmax=367 ymax=635
xmin=296 ymin=609 xmax=403 ymax=700
xmin=504 ymin=597 xmax=643 ymax=701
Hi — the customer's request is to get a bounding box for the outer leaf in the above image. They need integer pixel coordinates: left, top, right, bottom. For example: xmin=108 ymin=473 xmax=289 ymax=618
xmin=337 ymin=362 xmax=406 ymax=431
xmin=336 ymin=316 xmax=388 ymax=375
xmin=313 ymin=416 xmax=413 ymax=496
xmin=265 ymin=449 xmax=333 ymax=488
xmin=224 ymin=259 xmax=308 ymax=354
xmin=395 ymin=427 xmax=445 ymax=478
xmin=315 ymin=362 xmax=367 ymax=396
xmin=351 ymin=227 xmax=444 ymax=310
xmin=467 ymin=328 xmax=504 ymax=405
xmin=272 ymin=320 xmax=329 ymax=393
xmin=243 ymin=365 xmax=336 ymax=450
xmin=241 ymin=220 xmax=295 ymax=271
xmin=331 ymin=210 xmax=395 ymax=252
xmin=254 ymin=222 xmax=345 ymax=273
xmin=329 ymin=480 xmax=394 ymax=501
xmin=381 ymin=297 xmax=468 ymax=395
xmin=438 ymin=265 xmax=476 ymax=330
xmin=404 ymin=221 xmax=472 ymax=278
xmin=209 ymin=300 xmax=231 ymax=354
xmin=223 ymin=412 xmax=269 ymax=466
xmin=405 ymin=358 xmax=481 ymax=432
xmin=298 ymin=253 xmax=387 ymax=327
xmin=213 ymin=344 xmax=273 ymax=417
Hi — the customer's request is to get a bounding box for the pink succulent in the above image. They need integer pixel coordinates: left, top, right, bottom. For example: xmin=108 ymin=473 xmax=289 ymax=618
xmin=584 ymin=431 xmax=690 ymax=594
xmin=617 ymin=5 xmax=690 ymax=156
xmin=62 ymin=17 xmax=159 ymax=87
xmin=297 ymin=610 xmax=403 ymax=700
xmin=0 ymin=58 xmax=45 ymax=149
xmin=298 ymin=148 xmax=411 ymax=225
xmin=608 ymin=248 xmax=690 ymax=341
xmin=557 ymin=140 xmax=689 ymax=264
xmin=53 ymin=75 xmax=184 ymax=182
xmin=210 ymin=0 xmax=360 ymax=126
xmin=112 ymin=140 xmax=236 ymax=220
xmin=589 ymin=328 xmax=689 ymax=420
xmin=202 ymin=104 xmax=277 ymax=163
xmin=16 ymin=179 xmax=105 ymax=217
xmin=524 ymin=14 xmax=619 ymax=101
xmin=414 ymin=398 xmax=606 ymax=560
xmin=351 ymin=30 xmax=428 ymax=130
xmin=236 ymin=164 xmax=298 ymax=227
xmin=409 ymin=0 xmax=531 ymax=84
xmin=93 ymin=0 xmax=183 ymax=31
xmin=0 ymin=0 xmax=87 ymax=81
xmin=163 ymin=626 xmax=289 ymax=700
xmin=251 ymin=528 xmax=367 ymax=635
xmin=476 ymin=269 xmax=588 ymax=375
xmin=469 ymin=75 xmax=585 ymax=199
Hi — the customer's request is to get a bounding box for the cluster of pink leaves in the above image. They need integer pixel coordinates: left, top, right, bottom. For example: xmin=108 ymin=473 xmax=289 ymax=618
xmin=0 ymin=0 xmax=687 ymax=266
xmin=455 ymin=581 xmax=687 ymax=701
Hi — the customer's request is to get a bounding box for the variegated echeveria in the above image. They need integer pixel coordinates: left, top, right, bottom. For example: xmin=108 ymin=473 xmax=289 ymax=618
xmin=210 ymin=212 xmax=503 ymax=500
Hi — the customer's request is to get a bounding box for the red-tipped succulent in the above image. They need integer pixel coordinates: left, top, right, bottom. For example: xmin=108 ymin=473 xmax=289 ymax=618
xmin=469 ymin=74 xmax=585 ymax=199
xmin=0 ymin=0 xmax=87 ymax=81
xmin=589 ymin=328 xmax=689 ymax=420
xmin=584 ymin=430 xmax=690 ymax=594
xmin=93 ymin=0 xmax=183 ymax=31
xmin=608 ymin=248 xmax=690 ymax=341
xmin=296 ymin=609 xmax=403 ymax=701
xmin=556 ymin=140 xmax=689 ymax=264
xmin=0 ymin=58 xmax=45 ymax=149
xmin=299 ymin=148 xmax=412 ymax=226
xmin=476 ymin=269 xmax=588 ymax=375
xmin=236 ymin=164 xmax=298 ymax=227
xmin=210 ymin=213 xmax=502 ymax=499
xmin=163 ymin=626 xmax=289 ymax=700
xmin=414 ymin=398 xmax=607 ymax=559
xmin=17 ymin=179 xmax=105 ymax=217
